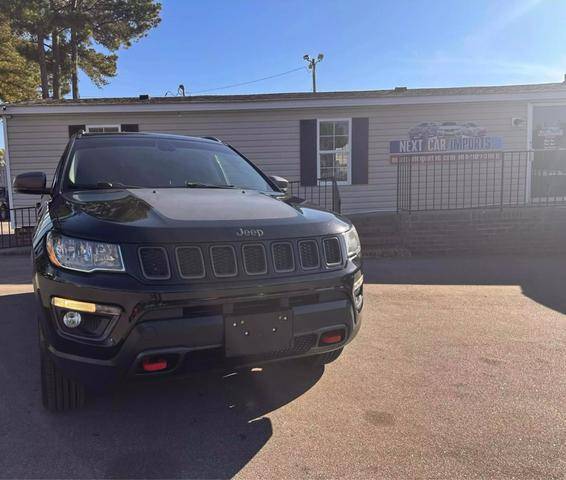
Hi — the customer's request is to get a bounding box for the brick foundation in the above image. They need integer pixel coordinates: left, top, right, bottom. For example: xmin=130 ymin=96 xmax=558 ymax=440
xmin=350 ymin=207 xmax=566 ymax=256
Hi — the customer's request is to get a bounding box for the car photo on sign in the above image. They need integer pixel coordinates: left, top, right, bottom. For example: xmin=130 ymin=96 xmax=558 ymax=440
xmin=461 ymin=122 xmax=487 ymax=137
xmin=408 ymin=122 xmax=439 ymax=139
xmin=408 ymin=121 xmax=488 ymax=140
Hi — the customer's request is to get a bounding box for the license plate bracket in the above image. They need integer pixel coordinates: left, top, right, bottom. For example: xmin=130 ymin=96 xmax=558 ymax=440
xmin=225 ymin=311 xmax=293 ymax=357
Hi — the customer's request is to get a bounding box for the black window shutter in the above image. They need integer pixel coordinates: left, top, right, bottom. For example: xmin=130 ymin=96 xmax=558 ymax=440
xmin=300 ymin=119 xmax=317 ymax=186
xmin=121 ymin=124 xmax=139 ymax=132
xmin=351 ymin=117 xmax=369 ymax=184
xmin=68 ymin=124 xmax=86 ymax=137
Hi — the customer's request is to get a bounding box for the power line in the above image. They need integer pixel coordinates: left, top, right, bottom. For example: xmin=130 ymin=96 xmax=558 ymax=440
xmin=191 ymin=66 xmax=307 ymax=94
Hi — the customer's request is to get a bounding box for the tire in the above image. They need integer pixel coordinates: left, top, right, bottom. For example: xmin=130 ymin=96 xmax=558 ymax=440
xmin=297 ymin=348 xmax=344 ymax=368
xmin=39 ymin=324 xmax=86 ymax=412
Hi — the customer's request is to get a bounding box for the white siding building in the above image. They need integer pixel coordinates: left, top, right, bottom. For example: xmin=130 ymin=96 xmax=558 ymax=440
xmin=3 ymin=82 xmax=566 ymax=214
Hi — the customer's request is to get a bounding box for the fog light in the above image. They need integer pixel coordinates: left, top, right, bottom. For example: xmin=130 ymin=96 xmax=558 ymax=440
xmin=51 ymin=297 xmax=121 ymax=339
xmin=353 ymin=275 xmax=364 ymax=310
xmin=63 ymin=311 xmax=82 ymax=328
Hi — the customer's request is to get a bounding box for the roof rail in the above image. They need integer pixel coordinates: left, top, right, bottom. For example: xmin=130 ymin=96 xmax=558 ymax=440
xmin=201 ymin=136 xmax=222 ymax=143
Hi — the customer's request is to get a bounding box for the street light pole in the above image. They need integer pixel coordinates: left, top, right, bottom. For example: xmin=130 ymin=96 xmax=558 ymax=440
xmin=311 ymin=61 xmax=317 ymax=93
xmin=303 ymin=53 xmax=324 ymax=93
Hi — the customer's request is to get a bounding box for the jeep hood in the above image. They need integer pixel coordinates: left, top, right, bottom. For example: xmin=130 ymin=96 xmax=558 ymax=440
xmin=50 ymin=188 xmax=351 ymax=243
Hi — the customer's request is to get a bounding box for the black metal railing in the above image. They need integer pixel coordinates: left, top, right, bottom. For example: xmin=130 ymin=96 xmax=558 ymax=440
xmin=0 ymin=206 xmax=38 ymax=249
xmin=396 ymin=150 xmax=566 ymax=212
xmin=287 ymin=177 xmax=342 ymax=213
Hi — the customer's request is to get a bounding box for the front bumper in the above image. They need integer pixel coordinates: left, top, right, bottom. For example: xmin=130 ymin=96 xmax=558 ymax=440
xmin=35 ymin=263 xmax=363 ymax=392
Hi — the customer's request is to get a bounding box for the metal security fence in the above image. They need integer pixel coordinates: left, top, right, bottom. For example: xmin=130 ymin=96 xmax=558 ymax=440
xmin=396 ymin=150 xmax=566 ymax=212
xmin=0 ymin=206 xmax=38 ymax=249
xmin=287 ymin=177 xmax=342 ymax=213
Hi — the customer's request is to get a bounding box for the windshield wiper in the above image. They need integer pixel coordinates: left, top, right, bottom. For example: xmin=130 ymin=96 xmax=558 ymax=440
xmin=69 ymin=182 xmax=143 ymax=190
xmin=184 ymin=181 xmax=235 ymax=189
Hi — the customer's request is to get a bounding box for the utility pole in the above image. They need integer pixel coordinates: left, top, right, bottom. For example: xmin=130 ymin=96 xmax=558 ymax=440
xmin=303 ymin=53 xmax=324 ymax=93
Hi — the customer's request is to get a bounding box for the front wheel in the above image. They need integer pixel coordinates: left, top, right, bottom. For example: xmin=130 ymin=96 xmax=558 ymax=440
xmin=39 ymin=323 xmax=86 ymax=412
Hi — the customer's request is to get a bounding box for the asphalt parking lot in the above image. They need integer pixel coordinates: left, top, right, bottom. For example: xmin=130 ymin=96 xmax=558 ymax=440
xmin=0 ymin=254 xmax=565 ymax=479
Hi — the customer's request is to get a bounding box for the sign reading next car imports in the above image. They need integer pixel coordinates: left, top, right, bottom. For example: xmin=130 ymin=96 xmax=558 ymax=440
xmin=390 ymin=121 xmax=503 ymax=161
xmin=390 ymin=136 xmax=503 ymax=154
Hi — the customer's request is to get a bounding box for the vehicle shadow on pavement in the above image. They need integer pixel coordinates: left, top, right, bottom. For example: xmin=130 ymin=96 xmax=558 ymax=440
xmin=363 ymin=255 xmax=566 ymax=315
xmin=0 ymin=291 xmax=324 ymax=479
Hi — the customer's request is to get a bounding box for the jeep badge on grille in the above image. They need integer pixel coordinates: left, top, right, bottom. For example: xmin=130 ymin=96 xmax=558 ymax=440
xmin=236 ymin=228 xmax=264 ymax=238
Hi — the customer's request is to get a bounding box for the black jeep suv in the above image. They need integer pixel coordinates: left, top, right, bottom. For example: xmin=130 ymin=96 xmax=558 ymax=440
xmin=14 ymin=132 xmax=363 ymax=412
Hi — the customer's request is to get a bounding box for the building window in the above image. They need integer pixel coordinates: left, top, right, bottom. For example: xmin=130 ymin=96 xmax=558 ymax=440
xmin=318 ymin=119 xmax=351 ymax=183
xmin=85 ymin=125 xmax=121 ymax=133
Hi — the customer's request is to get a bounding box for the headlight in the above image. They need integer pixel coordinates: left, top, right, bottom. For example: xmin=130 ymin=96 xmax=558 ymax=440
xmin=343 ymin=226 xmax=361 ymax=258
xmin=46 ymin=231 xmax=124 ymax=273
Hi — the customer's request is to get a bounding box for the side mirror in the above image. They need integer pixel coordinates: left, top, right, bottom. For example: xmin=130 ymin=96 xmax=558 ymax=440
xmin=270 ymin=175 xmax=289 ymax=192
xmin=13 ymin=172 xmax=50 ymax=195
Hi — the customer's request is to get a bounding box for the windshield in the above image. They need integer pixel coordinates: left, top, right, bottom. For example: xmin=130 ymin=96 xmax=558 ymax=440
xmin=64 ymin=136 xmax=274 ymax=192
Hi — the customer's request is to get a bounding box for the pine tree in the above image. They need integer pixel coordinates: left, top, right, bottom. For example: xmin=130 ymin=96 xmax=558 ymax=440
xmin=0 ymin=0 xmax=161 ymax=100
xmin=0 ymin=17 xmax=40 ymax=102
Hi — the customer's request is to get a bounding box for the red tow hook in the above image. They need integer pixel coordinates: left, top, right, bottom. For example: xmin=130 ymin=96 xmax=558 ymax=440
xmin=319 ymin=330 xmax=345 ymax=345
xmin=141 ymin=357 xmax=168 ymax=372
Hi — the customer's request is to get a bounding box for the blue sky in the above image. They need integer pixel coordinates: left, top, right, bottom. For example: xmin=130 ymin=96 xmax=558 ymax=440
xmin=1 ymin=0 xmax=565 ymax=149
xmin=76 ymin=0 xmax=565 ymax=97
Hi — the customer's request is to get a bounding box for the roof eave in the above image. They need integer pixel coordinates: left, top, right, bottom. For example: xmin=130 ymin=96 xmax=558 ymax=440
xmin=4 ymin=89 xmax=566 ymax=115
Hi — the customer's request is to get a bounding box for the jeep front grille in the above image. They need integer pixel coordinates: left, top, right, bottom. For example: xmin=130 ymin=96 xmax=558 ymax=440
xmin=298 ymin=240 xmax=320 ymax=269
xmin=272 ymin=242 xmax=295 ymax=272
xmin=136 ymin=236 xmax=344 ymax=282
xmin=242 ymin=244 xmax=267 ymax=275
xmin=176 ymin=246 xmax=205 ymax=279
xmin=210 ymin=245 xmax=237 ymax=277
xmin=139 ymin=247 xmax=170 ymax=279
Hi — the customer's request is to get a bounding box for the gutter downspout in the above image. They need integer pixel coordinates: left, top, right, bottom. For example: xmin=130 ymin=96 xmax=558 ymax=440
xmin=1 ymin=114 xmax=15 ymax=229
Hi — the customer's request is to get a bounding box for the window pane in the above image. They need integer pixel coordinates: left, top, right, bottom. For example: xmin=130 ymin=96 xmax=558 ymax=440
xmin=319 ymin=136 xmax=334 ymax=150
xmin=335 ymin=135 xmax=349 ymax=149
xmin=335 ymin=167 xmax=348 ymax=181
xmin=320 ymin=167 xmax=334 ymax=180
xmin=335 ymin=152 xmax=349 ymax=168
xmin=320 ymin=153 xmax=335 ymax=169
xmin=335 ymin=121 xmax=349 ymax=136
xmin=319 ymin=122 xmax=334 ymax=136
xmin=88 ymin=126 xmax=120 ymax=133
